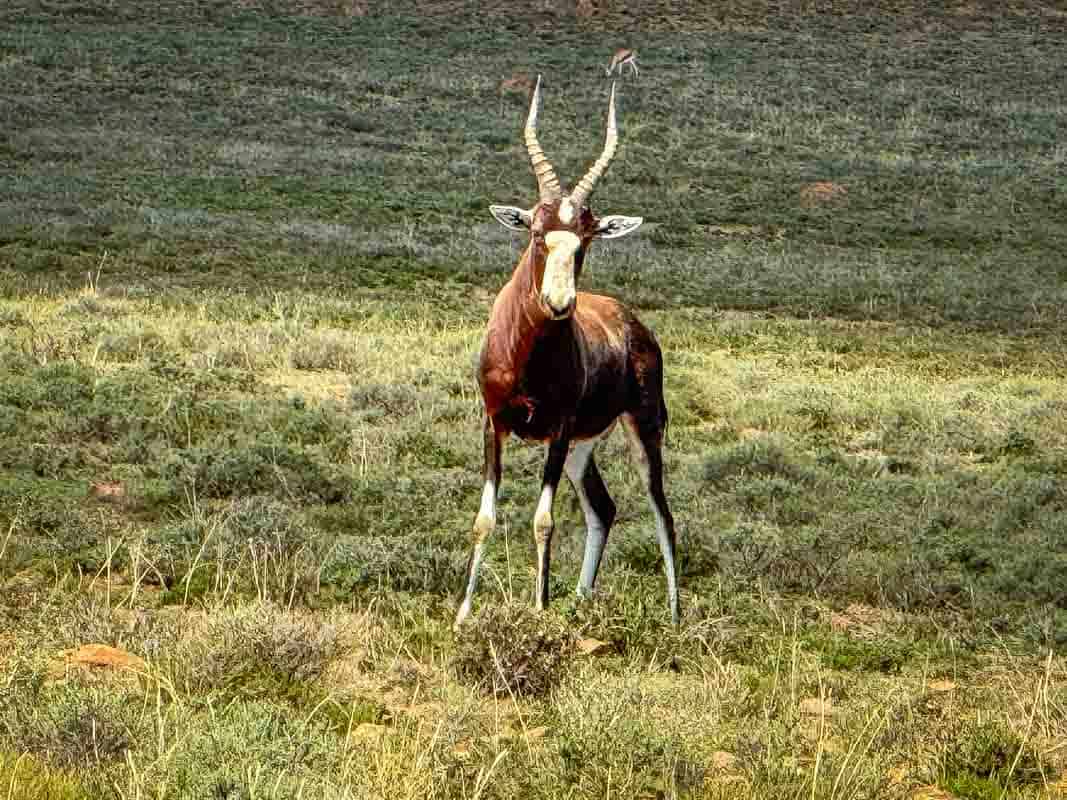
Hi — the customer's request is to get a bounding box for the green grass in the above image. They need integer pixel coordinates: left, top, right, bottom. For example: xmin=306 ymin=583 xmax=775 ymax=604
xmin=2 ymin=1 xmax=1067 ymax=797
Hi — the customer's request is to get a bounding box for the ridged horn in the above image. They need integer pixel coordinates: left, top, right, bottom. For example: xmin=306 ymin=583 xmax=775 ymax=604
xmin=524 ymin=74 xmax=562 ymax=203
xmin=568 ymin=81 xmax=619 ymax=210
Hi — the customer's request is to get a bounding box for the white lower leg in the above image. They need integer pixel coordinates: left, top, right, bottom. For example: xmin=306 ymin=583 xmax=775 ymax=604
xmin=454 ymin=480 xmax=496 ymax=628
xmin=533 ymin=483 xmax=554 ymax=610
xmin=577 ymin=520 xmax=606 ymax=597
xmin=475 ymin=480 xmax=496 ymax=533
xmin=624 ymin=416 xmax=679 ymax=625
xmin=652 ymin=503 xmax=679 ymax=622
xmin=455 ymin=542 xmax=485 ymax=627
xmin=564 ymin=439 xmax=603 ymax=598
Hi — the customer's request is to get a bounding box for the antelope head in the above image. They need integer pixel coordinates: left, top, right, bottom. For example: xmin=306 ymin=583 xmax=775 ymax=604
xmin=489 ymin=76 xmax=643 ymax=320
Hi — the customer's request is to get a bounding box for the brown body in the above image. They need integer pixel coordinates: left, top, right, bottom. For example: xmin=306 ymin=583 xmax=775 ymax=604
xmin=483 ymin=289 xmax=644 ymax=442
xmin=479 ymin=207 xmax=665 ymax=445
xmin=455 ymin=76 xmax=678 ymax=629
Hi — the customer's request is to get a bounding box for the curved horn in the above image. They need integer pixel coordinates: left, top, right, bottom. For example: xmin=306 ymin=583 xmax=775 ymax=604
xmin=524 ymin=74 xmax=562 ymax=202
xmin=569 ymin=81 xmax=619 ymax=210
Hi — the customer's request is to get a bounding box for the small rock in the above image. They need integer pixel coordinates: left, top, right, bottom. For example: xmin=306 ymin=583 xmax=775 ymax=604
xmin=67 ymin=644 xmax=145 ymax=671
xmin=800 ymin=181 xmax=848 ymax=206
xmin=575 ymin=637 xmax=614 ymax=656
xmin=50 ymin=643 xmax=146 ymax=682
xmin=88 ymin=480 xmax=125 ymax=503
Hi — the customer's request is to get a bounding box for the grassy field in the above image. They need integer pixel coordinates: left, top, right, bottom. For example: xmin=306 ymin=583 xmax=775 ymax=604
xmin=2 ymin=1 xmax=1067 ymax=797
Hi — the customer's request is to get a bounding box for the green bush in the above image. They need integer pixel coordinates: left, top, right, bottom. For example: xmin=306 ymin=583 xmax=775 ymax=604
xmin=168 ymin=602 xmax=347 ymax=700
xmin=940 ymin=720 xmax=1043 ymax=799
xmin=0 ymin=684 xmax=145 ymax=772
xmin=154 ymin=438 xmax=351 ymax=502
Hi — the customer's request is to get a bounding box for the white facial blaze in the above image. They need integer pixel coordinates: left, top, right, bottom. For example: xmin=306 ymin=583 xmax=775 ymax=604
xmin=542 ymin=230 xmax=581 ymax=315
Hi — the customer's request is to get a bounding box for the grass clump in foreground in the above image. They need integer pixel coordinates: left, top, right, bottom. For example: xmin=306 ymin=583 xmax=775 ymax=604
xmin=163 ymin=602 xmax=349 ymax=700
xmin=939 ymin=720 xmax=1045 ymax=799
xmin=453 ymin=603 xmax=573 ymax=698
xmin=2 ymin=0 xmax=1067 ymax=797
xmin=0 ymin=752 xmax=96 ymax=800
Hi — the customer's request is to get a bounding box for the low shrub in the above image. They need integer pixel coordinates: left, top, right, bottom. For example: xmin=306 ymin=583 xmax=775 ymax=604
xmin=453 ymin=603 xmax=572 ymax=698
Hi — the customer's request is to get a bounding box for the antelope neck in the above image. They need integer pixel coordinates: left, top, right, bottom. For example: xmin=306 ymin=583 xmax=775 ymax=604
xmin=482 ymin=243 xmax=574 ymax=403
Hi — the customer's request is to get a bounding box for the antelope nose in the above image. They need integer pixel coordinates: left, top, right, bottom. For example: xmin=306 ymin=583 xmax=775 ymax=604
xmin=543 ymin=295 xmax=576 ymax=319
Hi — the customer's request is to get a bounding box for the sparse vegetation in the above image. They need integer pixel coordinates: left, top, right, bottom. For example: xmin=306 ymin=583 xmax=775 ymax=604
xmin=2 ymin=0 xmax=1067 ymax=797
xmin=453 ymin=602 xmax=573 ymax=698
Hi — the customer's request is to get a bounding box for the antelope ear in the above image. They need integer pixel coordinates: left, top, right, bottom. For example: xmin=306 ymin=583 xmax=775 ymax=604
xmin=595 ymin=215 xmax=643 ymax=239
xmin=489 ymin=205 xmax=532 ymax=231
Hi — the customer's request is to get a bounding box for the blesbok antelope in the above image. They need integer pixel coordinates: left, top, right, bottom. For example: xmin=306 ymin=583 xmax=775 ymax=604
xmin=606 ymin=48 xmax=638 ymax=78
xmin=498 ymin=73 xmax=536 ymax=117
xmin=455 ymin=76 xmax=679 ymax=629
xmin=575 ymin=0 xmax=596 ymax=17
